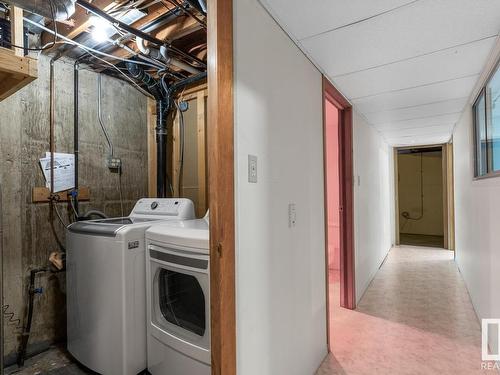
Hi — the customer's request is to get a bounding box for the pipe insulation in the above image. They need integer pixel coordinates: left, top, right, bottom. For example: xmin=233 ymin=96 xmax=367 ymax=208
xmin=5 ymin=0 xmax=76 ymax=21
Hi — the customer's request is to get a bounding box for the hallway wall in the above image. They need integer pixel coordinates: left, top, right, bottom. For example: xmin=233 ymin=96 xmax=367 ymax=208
xmin=453 ymin=38 xmax=500 ymax=356
xmin=353 ymin=110 xmax=395 ymax=303
xmin=234 ymin=0 xmax=327 ymax=374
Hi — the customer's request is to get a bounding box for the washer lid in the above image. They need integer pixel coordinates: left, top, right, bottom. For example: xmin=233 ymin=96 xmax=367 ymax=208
xmin=67 ymin=217 xmax=164 ymax=237
xmin=147 ymin=219 xmax=209 ymax=250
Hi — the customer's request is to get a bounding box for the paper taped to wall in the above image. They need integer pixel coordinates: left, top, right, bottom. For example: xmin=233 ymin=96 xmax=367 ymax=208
xmin=39 ymin=152 xmax=75 ymax=192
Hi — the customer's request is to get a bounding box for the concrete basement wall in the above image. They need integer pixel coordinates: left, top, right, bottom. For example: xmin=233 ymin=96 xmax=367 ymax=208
xmin=0 ymin=55 xmax=148 ymax=364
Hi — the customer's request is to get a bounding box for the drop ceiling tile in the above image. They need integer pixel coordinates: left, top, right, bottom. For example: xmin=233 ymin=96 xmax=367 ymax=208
xmin=301 ymin=0 xmax=500 ymax=76
xmin=365 ymin=97 xmax=468 ymax=123
xmin=259 ymin=0 xmax=416 ymax=40
xmin=381 ymin=123 xmax=454 ymax=136
xmin=331 ymin=37 xmax=496 ymax=99
xmin=353 ymin=74 xmax=479 ymax=114
xmin=386 ymin=133 xmax=452 ymax=146
xmin=373 ymin=112 xmax=461 ymax=131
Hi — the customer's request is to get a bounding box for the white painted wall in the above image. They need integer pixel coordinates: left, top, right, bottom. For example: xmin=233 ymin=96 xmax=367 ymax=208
xmin=234 ymin=0 xmax=327 ymax=374
xmin=453 ymin=39 xmax=500 ymax=355
xmin=352 ymin=110 xmax=395 ymax=302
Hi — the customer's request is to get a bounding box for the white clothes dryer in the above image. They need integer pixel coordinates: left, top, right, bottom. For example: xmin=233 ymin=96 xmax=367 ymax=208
xmin=145 ymin=215 xmax=210 ymax=375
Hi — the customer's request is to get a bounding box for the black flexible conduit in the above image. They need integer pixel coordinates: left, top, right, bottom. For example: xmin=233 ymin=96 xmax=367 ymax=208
xmin=126 ymin=62 xmax=206 ymax=197
xmin=17 ymin=268 xmax=48 ymax=367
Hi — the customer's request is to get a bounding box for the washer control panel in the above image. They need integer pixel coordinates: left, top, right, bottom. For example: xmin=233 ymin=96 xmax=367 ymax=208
xmin=131 ymin=198 xmax=195 ymax=218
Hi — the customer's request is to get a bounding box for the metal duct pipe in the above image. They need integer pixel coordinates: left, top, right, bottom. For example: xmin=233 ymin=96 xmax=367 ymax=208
xmin=5 ymin=0 xmax=76 ymax=21
xmin=197 ymin=0 xmax=207 ymax=13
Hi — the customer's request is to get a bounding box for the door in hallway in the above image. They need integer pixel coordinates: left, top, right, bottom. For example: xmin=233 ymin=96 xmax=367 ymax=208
xmin=396 ymin=146 xmax=453 ymax=249
xmin=323 ymin=78 xmax=355 ymax=351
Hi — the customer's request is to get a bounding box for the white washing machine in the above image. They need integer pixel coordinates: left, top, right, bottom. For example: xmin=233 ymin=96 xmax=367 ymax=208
xmin=146 ymin=214 xmax=210 ymax=375
xmin=66 ymin=198 xmax=195 ymax=375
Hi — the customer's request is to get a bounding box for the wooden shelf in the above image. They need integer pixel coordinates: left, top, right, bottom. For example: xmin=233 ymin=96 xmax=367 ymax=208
xmin=0 ymin=47 xmax=37 ymax=101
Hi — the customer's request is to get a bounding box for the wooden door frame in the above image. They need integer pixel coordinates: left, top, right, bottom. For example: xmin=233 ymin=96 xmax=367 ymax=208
xmin=207 ymin=0 xmax=236 ymax=374
xmin=323 ymin=76 xmax=356 ymax=351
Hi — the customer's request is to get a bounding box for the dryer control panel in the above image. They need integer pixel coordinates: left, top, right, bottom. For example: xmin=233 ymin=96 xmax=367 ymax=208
xmin=131 ymin=198 xmax=195 ymax=218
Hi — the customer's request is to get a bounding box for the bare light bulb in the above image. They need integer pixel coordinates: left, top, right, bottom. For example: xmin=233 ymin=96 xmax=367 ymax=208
xmin=90 ymin=16 xmax=112 ymax=43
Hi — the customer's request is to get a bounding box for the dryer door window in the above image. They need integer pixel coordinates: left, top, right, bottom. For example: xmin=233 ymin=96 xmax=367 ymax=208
xmin=158 ymin=269 xmax=206 ymax=336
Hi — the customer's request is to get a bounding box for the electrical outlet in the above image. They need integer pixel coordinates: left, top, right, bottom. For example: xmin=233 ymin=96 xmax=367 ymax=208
xmin=248 ymin=155 xmax=257 ymax=183
xmin=107 ymin=156 xmax=122 ymax=172
xmin=288 ymin=203 xmax=296 ymax=228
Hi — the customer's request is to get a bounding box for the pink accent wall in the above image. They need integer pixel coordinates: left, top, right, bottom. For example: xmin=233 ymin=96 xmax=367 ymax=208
xmin=325 ymin=100 xmax=340 ymax=271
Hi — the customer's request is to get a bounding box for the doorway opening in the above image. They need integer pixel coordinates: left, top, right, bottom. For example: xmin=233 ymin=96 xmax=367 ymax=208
xmin=323 ymin=77 xmax=355 ymax=350
xmin=395 ymin=144 xmax=455 ymax=250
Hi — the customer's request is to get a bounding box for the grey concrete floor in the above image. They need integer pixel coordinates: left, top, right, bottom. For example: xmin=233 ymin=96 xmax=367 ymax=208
xmin=5 ymin=346 xmax=91 ymax=375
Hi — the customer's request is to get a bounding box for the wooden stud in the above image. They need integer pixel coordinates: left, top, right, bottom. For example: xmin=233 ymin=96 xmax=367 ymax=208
xmin=10 ymin=6 xmax=24 ymax=57
xmin=197 ymin=90 xmax=207 ymax=217
xmin=172 ymin=110 xmax=181 ymax=197
xmin=207 ymin=0 xmax=236 ymax=373
xmin=32 ymin=186 xmax=90 ymax=203
xmin=147 ymin=98 xmax=157 ymax=198
xmin=181 ymin=89 xmax=208 ymax=102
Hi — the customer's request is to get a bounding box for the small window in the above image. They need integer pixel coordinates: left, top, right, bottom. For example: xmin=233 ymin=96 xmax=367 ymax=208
xmin=474 ymin=91 xmax=487 ymax=176
xmin=474 ymin=62 xmax=500 ymax=177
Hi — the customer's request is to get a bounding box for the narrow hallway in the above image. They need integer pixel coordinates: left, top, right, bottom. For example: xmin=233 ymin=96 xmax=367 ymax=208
xmin=318 ymin=246 xmax=493 ymax=375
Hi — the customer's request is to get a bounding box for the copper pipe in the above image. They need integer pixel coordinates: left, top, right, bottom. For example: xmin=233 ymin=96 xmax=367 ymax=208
xmin=49 ymin=54 xmax=62 ymax=193
xmin=50 ymin=58 xmax=55 ymax=193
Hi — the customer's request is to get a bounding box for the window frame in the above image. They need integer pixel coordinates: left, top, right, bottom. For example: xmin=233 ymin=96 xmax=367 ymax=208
xmin=473 ymin=59 xmax=500 ymax=180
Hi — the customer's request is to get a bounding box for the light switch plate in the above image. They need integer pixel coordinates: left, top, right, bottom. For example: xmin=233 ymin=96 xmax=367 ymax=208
xmin=288 ymin=203 xmax=296 ymax=228
xmin=248 ymin=155 xmax=257 ymax=183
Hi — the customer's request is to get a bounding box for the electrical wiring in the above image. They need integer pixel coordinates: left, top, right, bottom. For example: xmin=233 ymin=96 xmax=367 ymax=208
xmin=82 ymin=48 xmax=155 ymax=98
xmin=23 ymin=17 xmax=162 ymax=69
xmin=52 ymin=200 xmax=69 ymax=228
xmin=401 ymin=152 xmax=424 ymax=222
xmin=118 ymin=171 xmax=125 ymax=218
xmin=34 ymin=34 xmax=156 ymax=98
xmin=4 ymin=0 xmax=59 ymax=51
xmin=164 ymin=0 xmax=206 ymax=29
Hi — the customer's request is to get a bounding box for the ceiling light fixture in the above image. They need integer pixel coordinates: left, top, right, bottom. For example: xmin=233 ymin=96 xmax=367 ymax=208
xmin=90 ymin=16 xmax=112 ymax=43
